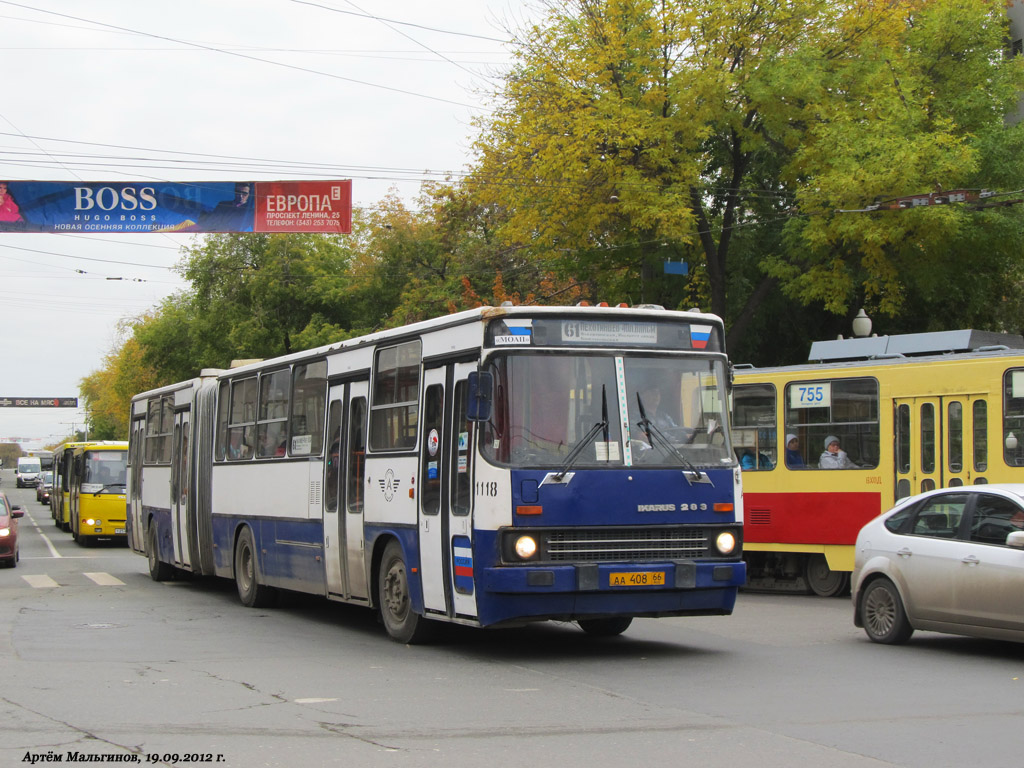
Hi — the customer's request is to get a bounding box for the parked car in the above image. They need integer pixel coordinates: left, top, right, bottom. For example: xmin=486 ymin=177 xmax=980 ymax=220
xmin=853 ymin=485 xmax=1024 ymax=644
xmin=35 ymin=470 xmax=53 ymax=504
xmin=0 ymin=491 xmax=25 ymax=567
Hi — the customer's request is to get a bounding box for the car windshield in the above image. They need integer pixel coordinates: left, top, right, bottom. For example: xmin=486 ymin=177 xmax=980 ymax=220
xmin=480 ymin=352 xmax=733 ymax=469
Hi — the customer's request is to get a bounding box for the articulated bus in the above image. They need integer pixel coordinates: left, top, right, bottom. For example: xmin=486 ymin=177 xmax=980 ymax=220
xmin=129 ymin=305 xmax=746 ymax=642
xmin=52 ymin=441 xmax=89 ymax=531
xmin=731 ymin=329 xmax=1024 ymax=596
xmin=68 ymin=442 xmax=128 ymax=544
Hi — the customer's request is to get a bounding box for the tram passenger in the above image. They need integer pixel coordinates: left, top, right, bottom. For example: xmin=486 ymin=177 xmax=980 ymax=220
xmin=818 ymin=435 xmax=858 ymax=469
xmin=785 ymin=434 xmax=805 ymax=468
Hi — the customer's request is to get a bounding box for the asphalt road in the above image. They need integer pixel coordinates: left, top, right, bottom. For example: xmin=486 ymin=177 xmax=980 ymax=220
xmin=1 ymin=471 xmax=1022 ymax=768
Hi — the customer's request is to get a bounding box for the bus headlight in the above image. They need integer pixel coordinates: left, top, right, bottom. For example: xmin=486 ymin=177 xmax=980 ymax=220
xmin=514 ymin=536 xmax=538 ymax=560
xmin=85 ymin=518 xmax=97 ymax=526
xmin=715 ymin=531 xmax=737 ymax=556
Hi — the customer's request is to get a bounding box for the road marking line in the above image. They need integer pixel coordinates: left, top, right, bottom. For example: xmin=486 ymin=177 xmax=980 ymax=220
xmin=37 ymin=532 xmax=62 ymax=558
xmin=21 ymin=574 xmax=60 ymax=588
xmin=83 ymin=572 xmax=125 ymax=586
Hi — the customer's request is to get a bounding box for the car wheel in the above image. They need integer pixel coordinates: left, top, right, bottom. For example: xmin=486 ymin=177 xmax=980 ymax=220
xmin=860 ymin=578 xmax=914 ymax=644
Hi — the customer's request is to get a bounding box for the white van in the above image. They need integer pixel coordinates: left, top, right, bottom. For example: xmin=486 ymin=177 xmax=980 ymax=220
xmin=16 ymin=457 xmax=41 ymax=488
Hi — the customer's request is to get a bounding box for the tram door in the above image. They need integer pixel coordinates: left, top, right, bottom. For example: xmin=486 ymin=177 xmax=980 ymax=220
xmin=417 ymin=362 xmax=478 ymax=619
xmin=895 ymin=395 xmax=979 ymax=500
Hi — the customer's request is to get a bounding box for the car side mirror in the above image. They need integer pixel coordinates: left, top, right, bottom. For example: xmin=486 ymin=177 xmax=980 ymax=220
xmin=11 ymin=506 xmax=24 ymax=518
xmin=1006 ymin=530 xmax=1024 ymax=549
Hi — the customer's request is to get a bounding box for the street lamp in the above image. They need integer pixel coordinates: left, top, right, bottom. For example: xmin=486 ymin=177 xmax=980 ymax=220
xmin=852 ymin=308 xmax=872 ymax=338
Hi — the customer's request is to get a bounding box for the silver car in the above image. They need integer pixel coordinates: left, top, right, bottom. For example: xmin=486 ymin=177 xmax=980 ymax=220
xmin=853 ymin=485 xmax=1024 ymax=644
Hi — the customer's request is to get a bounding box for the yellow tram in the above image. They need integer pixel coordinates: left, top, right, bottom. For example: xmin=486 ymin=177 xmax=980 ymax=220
xmin=731 ymin=330 xmax=1024 ymax=595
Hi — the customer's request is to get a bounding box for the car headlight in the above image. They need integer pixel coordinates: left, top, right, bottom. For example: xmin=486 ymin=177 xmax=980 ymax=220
xmin=514 ymin=535 xmax=538 ymax=559
xmin=715 ymin=531 xmax=737 ymax=555
xmin=0 ymin=527 xmax=9 ymax=537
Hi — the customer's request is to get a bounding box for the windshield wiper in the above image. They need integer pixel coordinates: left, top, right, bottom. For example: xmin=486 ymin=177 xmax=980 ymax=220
xmin=635 ymin=393 xmax=706 ymax=482
xmin=93 ymin=482 xmax=126 ymax=496
xmin=554 ymin=385 xmax=610 ymax=481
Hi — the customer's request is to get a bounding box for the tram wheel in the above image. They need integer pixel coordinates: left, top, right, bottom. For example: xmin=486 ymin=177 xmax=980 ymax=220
xmin=578 ymin=617 xmax=633 ymax=637
xmin=147 ymin=523 xmax=174 ymax=582
xmin=860 ymin=578 xmax=913 ymax=644
xmin=378 ymin=540 xmax=435 ymax=644
xmin=234 ymin=527 xmax=276 ymax=607
xmin=804 ymin=554 xmax=850 ymax=597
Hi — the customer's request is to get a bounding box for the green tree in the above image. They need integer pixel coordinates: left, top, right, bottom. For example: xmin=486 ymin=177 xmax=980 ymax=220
xmin=471 ymin=0 xmax=1024 ymax=353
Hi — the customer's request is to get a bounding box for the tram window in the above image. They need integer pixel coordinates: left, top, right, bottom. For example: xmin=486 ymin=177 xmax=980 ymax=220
xmin=731 ymin=384 xmax=777 ymax=471
xmin=371 ymin=340 xmax=421 ymax=451
xmin=785 ymin=377 xmax=878 ymax=470
xmin=452 ymin=380 xmax=472 ymax=516
xmin=257 ymin=370 xmax=290 ymax=458
xmin=896 ymin=404 xmax=910 ymax=474
xmin=145 ymin=395 xmax=173 ymax=465
xmin=1002 ymin=369 xmax=1024 ymax=466
xmin=920 ymin=403 xmax=935 ymax=474
xmin=290 ymin=361 xmax=326 ymax=456
xmin=947 ymin=401 xmax=963 ymax=473
xmin=974 ymin=400 xmax=988 ymax=471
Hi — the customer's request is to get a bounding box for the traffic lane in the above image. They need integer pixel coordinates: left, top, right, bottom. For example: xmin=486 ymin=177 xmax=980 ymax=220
xmin=1 ymin=581 xmax=894 ymax=768
xmin=4 ymin=568 xmax=1024 ymax=768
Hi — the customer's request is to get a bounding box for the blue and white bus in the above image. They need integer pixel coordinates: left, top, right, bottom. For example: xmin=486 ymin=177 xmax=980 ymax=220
xmin=128 ymin=305 xmax=746 ymax=642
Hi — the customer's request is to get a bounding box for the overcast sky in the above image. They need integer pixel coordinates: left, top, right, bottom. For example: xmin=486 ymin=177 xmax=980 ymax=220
xmin=0 ymin=0 xmax=535 ymax=448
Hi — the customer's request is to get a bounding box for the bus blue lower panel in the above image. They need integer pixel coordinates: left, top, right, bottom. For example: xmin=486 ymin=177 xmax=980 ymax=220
xmin=210 ymin=514 xmax=326 ymax=596
xmin=475 ymin=561 xmax=744 ymax=627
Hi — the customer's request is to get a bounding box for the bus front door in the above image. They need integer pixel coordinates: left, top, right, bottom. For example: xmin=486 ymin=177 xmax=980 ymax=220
xmin=417 ymin=362 xmax=479 ymax=620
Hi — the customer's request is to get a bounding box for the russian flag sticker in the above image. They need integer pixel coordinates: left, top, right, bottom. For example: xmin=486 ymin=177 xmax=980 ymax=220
xmin=691 ymin=324 xmax=713 ymax=349
xmin=453 ymin=536 xmax=474 ymax=595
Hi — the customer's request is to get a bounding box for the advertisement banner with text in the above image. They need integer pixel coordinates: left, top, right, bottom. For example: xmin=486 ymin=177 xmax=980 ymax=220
xmin=0 ymin=180 xmax=352 ymax=234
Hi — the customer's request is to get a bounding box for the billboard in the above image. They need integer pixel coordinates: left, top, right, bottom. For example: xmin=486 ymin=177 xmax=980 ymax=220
xmin=0 ymin=180 xmax=352 ymax=234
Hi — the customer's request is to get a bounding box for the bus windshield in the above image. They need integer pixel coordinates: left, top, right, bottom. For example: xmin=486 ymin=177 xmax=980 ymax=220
xmin=481 ymin=352 xmax=733 ymax=469
xmin=81 ymin=450 xmax=128 ymax=493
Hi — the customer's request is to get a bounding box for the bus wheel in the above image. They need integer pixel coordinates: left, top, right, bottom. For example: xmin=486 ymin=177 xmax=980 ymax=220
xmin=147 ymin=524 xmax=173 ymax=582
xmin=378 ymin=540 xmax=434 ymax=644
xmin=804 ymin=554 xmax=849 ymax=597
xmin=860 ymin=578 xmax=913 ymax=644
xmin=234 ymin=527 xmax=275 ymax=608
xmin=578 ymin=617 xmax=633 ymax=637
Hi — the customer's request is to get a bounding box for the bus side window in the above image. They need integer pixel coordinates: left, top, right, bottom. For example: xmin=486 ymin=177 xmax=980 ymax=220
xmin=731 ymin=383 xmax=777 ymax=471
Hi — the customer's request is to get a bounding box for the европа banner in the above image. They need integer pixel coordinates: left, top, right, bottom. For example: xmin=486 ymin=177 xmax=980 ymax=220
xmin=0 ymin=180 xmax=352 ymax=234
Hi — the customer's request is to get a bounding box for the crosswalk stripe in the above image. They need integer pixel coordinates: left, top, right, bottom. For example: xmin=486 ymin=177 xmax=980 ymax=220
xmin=21 ymin=574 xmax=60 ymax=588
xmin=83 ymin=572 xmax=125 ymax=586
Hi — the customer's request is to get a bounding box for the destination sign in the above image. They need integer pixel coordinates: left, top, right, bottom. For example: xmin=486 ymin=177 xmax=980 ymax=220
xmin=0 ymin=397 xmax=79 ymax=408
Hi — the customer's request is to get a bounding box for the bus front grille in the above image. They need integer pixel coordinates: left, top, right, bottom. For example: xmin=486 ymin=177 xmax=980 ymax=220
xmin=545 ymin=528 xmax=710 ymax=562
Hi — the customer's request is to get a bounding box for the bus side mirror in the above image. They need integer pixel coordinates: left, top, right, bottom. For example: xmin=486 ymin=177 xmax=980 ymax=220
xmin=467 ymin=371 xmax=493 ymax=422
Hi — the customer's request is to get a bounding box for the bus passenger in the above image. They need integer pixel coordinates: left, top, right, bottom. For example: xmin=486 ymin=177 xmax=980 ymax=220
xmin=785 ymin=434 xmax=805 ymax=468
xmin=819 ymin=435 xmax=858 ymax=469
